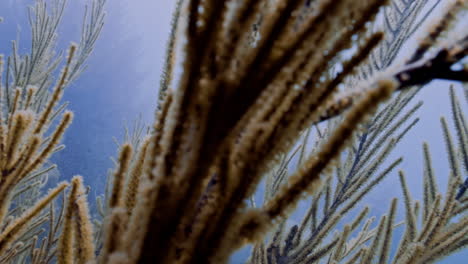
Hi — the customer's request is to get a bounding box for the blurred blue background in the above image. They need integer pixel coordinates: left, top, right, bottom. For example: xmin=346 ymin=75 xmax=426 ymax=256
xmin=0 ymin=0 xmax=466 ymax=263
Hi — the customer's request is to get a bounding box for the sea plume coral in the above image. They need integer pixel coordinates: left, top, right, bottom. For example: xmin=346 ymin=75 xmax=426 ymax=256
xmin=0 ymin=0 xmax=467 ymax=263
xmin=99 ymin=0 xmax=467 ymax=263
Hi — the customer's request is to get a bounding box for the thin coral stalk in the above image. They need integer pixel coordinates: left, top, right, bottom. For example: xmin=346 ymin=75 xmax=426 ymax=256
xmin=0 ymin=182 xmax=67 ymax=255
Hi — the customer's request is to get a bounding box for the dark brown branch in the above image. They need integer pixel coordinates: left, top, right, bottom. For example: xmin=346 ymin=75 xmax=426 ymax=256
xmin=317 ymin=43 xmax=468 ymax=124
xmin=396 ymin=48 xmax=467 ymax=87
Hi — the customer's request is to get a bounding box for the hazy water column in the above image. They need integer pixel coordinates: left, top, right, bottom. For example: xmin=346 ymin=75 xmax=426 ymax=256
xmin=53 ymin=0 xmax=174 ymax=196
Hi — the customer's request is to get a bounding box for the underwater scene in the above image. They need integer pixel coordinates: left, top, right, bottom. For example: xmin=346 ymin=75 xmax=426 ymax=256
xmin=0 ymin=0 xmax=467 ymax=263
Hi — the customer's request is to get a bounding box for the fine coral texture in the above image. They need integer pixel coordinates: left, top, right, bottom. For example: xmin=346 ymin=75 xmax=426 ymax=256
xmin=0 ymin=0 xmax=467 ymax=263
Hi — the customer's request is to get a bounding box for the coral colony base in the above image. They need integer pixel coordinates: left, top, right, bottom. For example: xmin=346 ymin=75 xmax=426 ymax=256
xmin=0 ymin=0 xmax=467 ymax=263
